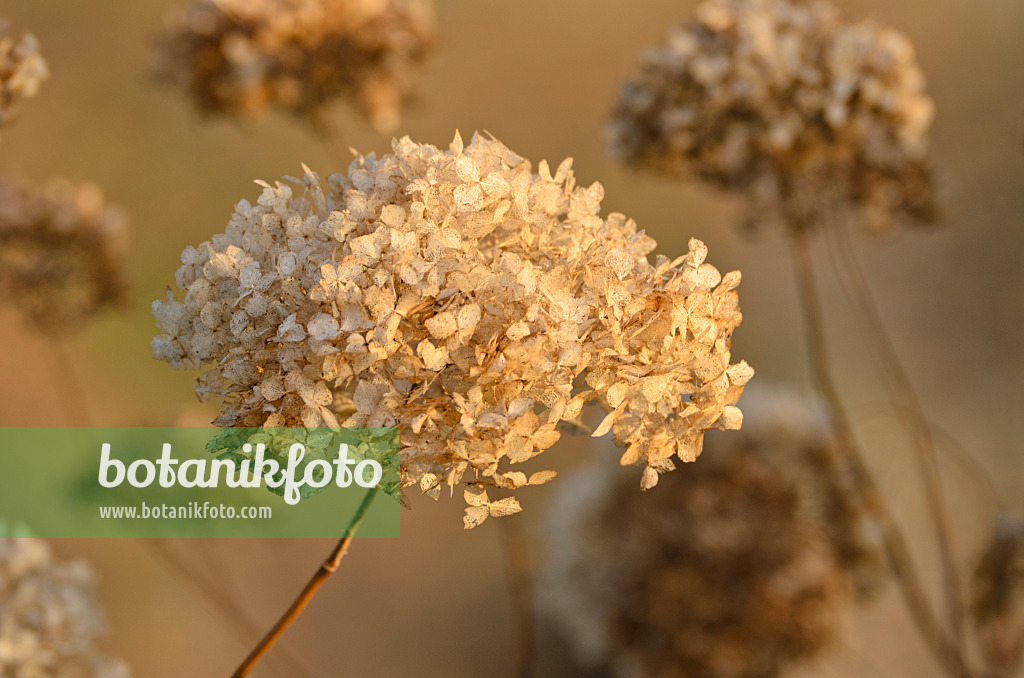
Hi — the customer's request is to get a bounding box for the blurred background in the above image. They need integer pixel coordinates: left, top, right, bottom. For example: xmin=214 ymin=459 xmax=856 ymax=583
xmin=0 ymin=0 xmax=1021 ymax=675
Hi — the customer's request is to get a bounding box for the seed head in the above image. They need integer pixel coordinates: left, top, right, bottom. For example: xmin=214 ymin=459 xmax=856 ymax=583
xmin=0 ymin=23 xmax=48 ymax=133
xmin=0 ymin=538 xmax=130 ymax=677
xmin=0 ymin=175 xmax=129 ymax=334
xmin=151 ymin=132 xmax=753 ymax=525
xmin=541 ymin=386 xmax=872 ymax=677
xmin=153 ymin=0 xmax=436 ymax=134
xmin=608 ymin=0 xmax=937 ymax=233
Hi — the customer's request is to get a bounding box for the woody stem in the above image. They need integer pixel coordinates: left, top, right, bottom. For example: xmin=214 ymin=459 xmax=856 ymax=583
xmin=232 ymin=486 xmax=379 ymax=678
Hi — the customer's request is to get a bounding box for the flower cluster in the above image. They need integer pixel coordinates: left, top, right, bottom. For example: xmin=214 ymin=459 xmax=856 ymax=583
xmin=734 ymin=386 xmax=885 ymax=597
xmin=0 ymin=175 xmax=129 ymax=333
xmin=541 ymin=386 xmax=877 ymax=678
xmin=152 ymin=132 xmax=752 ymax=525
xmin=153 ymin=0 xmax=436 ymax=134
xmin=0 ymin=23 xmax=48 ymax=132
xmin=608 ymin=0 xmax=937 ymax=232
xmin=0 ymin=538 xmax=130 ymax=677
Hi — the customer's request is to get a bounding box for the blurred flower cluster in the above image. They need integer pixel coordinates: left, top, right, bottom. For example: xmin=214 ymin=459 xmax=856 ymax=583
xmin=0 ymin=175 xmax=128 ymax=334
xmin=152 ymin=132 xmax=753 ymax=525
xmin=0 ymin=538 xmax=129 ymax=678
xmin=154 ymin=0 xmax=436 ymax=134
xmin=608 ymin=0 xmax=937 ymax=232
xmin=0 ymin=23 xmax=47 ymax=132
xmin=542 ymin=387 xmax=882 ymax=678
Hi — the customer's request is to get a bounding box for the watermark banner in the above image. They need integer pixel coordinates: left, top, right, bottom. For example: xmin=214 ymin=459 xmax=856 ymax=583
xmin=0 ymin=427 xmax=400 ymax=537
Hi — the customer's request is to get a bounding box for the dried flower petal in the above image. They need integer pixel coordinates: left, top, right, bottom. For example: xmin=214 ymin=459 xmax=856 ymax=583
xmin=153 ymin=0 xmax=436 ymax=134
xmin=152 ymin=132 xmax=753 ymax=522
xmin=0 ymin=24 xmax=48 ymax=133
xmin=0 ymin=175 xmax=129 ymax=333
xmin=541 ymin=385 xmax=883 ymax=677
xmin=609 ymin=0 xmax=937 ymax=233
xmin=0 ymin=538 xmax=131 ymax=677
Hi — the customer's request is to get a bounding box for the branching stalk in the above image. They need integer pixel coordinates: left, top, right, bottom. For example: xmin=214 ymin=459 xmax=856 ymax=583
xmin=825 ymin=219 xmax=966 ymax=654
xmin=789 ymin=229 xmax=969 ymax=678
xmin=856 ymin=407 xmax=1005 ymax=512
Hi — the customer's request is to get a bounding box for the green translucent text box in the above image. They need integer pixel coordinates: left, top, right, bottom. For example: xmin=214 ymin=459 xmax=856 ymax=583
xmin=0 ymin=427 xmax=400 ymax=537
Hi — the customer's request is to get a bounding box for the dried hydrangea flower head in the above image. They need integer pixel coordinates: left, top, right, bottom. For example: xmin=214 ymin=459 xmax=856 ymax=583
xmin=541 ymin=386 xmax=866 ymax=678
xmin=972 ymin=513 xmax=1024 ymax=674
xmin=0 ymin=23 xmax=48 ymax=132
xmin=608 ymin=0 xmax=937 ymax=233
xmin=152 ymin=132 xmax=752 ymax=526
xmin=153 ymin=0 xmax=436 ymax=134
xmin=0 ymin=175 xmax=129 ymax=333
xmin=729 ymin=385 xmax=885 ymax=597
xmin=0 ymin=538 xmax=130 ymax=677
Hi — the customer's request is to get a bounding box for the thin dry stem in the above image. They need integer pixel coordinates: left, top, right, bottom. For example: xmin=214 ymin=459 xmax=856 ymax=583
xmin=148 ymin=540 xmax=317 ymax=678
xmin=789 ymin=230 xmax=970 ymax=678
xmin=46 ymin=339 xmax=92 ymax=427
xmin=857 ymin=407 xmax=1005 ymax=513
xmin=825 ymin=217 xmax=966 ymax=652
xmin=232 ymin=486 xmax=379 ymax=678
xmin=500 ymin=516 xmax=536 ymax=678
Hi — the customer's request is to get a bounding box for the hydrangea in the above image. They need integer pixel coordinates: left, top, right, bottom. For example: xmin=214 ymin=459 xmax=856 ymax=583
xmin=0 ymin=538 xmax=130 ymax=677
xmin=608 ymin=0 xmax=937 ymax=232
xmin=0 ymin=23 xmax=48 ymax=132
xmin=541 ymin=386 xmax=875 ymax=678
xmin=153 ymin=0 xmax=436 ymax=134
xmin=0 ymin=175 xmax=129 ymax=333
xmin=152 ymin=132 xmax=753 ymax=525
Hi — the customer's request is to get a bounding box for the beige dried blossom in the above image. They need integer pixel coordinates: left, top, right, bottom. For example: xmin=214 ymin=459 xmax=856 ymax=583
xmin=153 ymin=0 xmax=436 ymax=134
xmin=608 ymin=0 xmax=937 ymax=232
xmin=0 ymin=175 xmax=129 ymax=333
xmin=0 ymin=538 xmax=130 ymax=678
xmin=0 ymin=23 xmax=48 ymax=132
xmin=151 ymin=132 xmax=753 ymax=525
xmin=541 ymin=386 xmax=868 ymax=678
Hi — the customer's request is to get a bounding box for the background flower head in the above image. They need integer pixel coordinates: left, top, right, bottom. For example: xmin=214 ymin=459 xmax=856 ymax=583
xmin=0 ymin=175 xmax=129 ymax=334
xmin=540 ymin=385 xmax=877 ymax=678
xmin=153 ymin=0 xmax=436 ymax=134
xmin=0 ymin=538 xmax=129 ymax=678
xmin=608 ymin=0 xmax=937 ymax=233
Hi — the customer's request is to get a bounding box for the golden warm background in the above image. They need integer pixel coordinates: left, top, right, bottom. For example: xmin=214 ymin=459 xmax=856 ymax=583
xmin=0 ymin=0 xmax=1021 ymax=676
